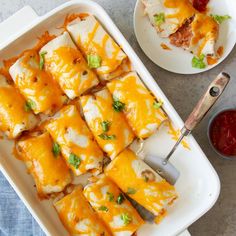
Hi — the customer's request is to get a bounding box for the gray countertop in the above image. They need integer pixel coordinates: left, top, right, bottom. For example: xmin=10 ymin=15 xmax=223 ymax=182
xmin=0 ymin=0 xmax=236 ymax=235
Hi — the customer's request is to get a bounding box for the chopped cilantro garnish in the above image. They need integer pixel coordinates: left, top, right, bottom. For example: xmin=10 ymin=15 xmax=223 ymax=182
xmin=98 ymin=205 xmax=108 ymax=212
xmin=210 ymin=14 xmax=231 ymax=24
xmin=107 ymin=192 xmax=114 ymax=202
xmin=69 ymin=153 xmax=81 ymax=169
xmin=112 ymin=99 xmax=125 ymax=112
xmin=120 ymin=213 xmax=132 ymax=225
xmin=153 ymin=101 xmax=163 ymax=109
xmin=52 ymin=143 xmax=61 ymax=157
xmin=39 ymin=51 xmax=47 ymax=70
xmin=98 ymin=133 xmax=116 ymax=140
xmin=101 ymin=121 xmax=110 ymax=132
xmin=87 ymin=54 xmax=102 ymax=68
xmin=24 ymin=99 xmax=36 ymax=112
xmin=117 ymin=193 xmax=125 ymax=204
xmin=154 ymin=13 xmax=165 ymax=26
xmin=192 ymin=54 xmax=206 ymax=69
xmin=126 ymin=187 xmax=136 ymax=195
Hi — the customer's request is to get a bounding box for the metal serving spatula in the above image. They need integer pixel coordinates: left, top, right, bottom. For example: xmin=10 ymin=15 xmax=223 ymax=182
xmin=145 ymin=72 xmax=230 ymax=185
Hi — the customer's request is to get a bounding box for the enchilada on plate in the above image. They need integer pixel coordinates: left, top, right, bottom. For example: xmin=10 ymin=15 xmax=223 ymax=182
xmin=9 ymin=50 xmax=66 ymax=115
xmin=67 ymin=15 xmax=128 ymax=81
xmin=107 ymin=71 xmax=167 ymax=139
xmin=40 ymin=32 xmax=99 ymax=99
xmin=17 ymin=132 xmax=72 ymax=198
xmin=80 ymin=88 xmax=135 ymax=159
xmin=54 ymin=186 xmax=111 ymax=236
xmin=105 ymin=148 xmax=177 ymax=222
xmin=0 ymin=72 xmax=38 ymax=139
xmin=83 ymin=175 xmax=144 ymax=235
xmin=45 ymin=104 xmax=104 ymax=176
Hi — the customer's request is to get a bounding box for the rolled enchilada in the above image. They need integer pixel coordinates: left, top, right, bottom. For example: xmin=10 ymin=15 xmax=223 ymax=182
xmin=105 ymin=149 xmax=177 ymax=222
xmin=45 ymin=105 xmax=104 ymax=176
xmin=67 ymin=15 xmax=128 ymax=80
xmin=83 ymin=175 xmax=144 ymax=236
xmin=9 ymin=50 xmax=66 ymax=115
xmin=80 ymin=88 xmax=135 ymax=159
xmin=40 ymin=32 xmax=99 ymax=99
xmin=0 ymin=72 xmax=38 ymax=138
xmin=107 ymin=72 xmax=167 ymax=139
xmin=54 ymin=186 xmax=111 ymax=236
xmin=17 ymin=132 xmax=72 ymax=198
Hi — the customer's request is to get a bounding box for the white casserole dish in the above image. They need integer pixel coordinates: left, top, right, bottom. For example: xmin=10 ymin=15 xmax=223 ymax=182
xmin=0 ymin=1 xmax=220 ymax=236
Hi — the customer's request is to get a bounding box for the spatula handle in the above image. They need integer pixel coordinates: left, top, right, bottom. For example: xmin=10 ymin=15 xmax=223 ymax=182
xmin=184 ymin=72 xmax=230 ymax=132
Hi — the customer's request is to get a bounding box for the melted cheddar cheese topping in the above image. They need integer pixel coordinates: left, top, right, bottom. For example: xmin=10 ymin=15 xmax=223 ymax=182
xmin=41 ymin=32 xmax=99 ymax=99
xmin=46 ymin=105 xmax=104 ymax=176
xmin=105 ymin=149 xmax=177 ymax=219
xmin=17 ymin=133 xmax=71 ymax=198
xmin=80 ymin=88 xmax=135 ymax=159
xmin=54 ymin=186 xmax=111 ymax=236
xmin=67 ymin=15 xmax=127 ymax=80
xmin=0 ymin=73 xmax=38 ymax=138
xmin=9 ymin=51 xmax=65 ymax=115
xmin=190 ymin=13 xmax=219 ymax=56
xmin=107 ymin=72 xmax=167 ymax=139
xmin=83 ymin=175 xmax=144 ymax=235
xmin=164 ymin=0 xmax=196 ymax=24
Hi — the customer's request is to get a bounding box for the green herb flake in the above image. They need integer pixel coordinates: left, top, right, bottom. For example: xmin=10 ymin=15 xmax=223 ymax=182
xmin=24 ymin=99 xmax=36 ymax=112
xmin=98 ymin=205 xmax=108 ymax=212
xmin=107 ymin=192 xmax=114 ymax=202
xmin=192 ymin=54 xmax=206 ymax=69
xmin=98 ymin=133 xmax=116 ymax=140
xmin=120 ymin=213 xmax=132 ymax=225
xmin=117 ymin=193 xmax=125 ymax=205
xmin=210 ymin=14 xmax=231 ymax=24
xmin=69 ymin=153 xmax=81 ymax=169
xmin=112 ymin=99 xmax=125 ymax=112
xmin=101 ymin=121 xmax=110 ymax=132
xmin=52 ymin=143 xmax=61 ymax=157
xmin=153 ymin=101 xmax=163 ymax=109
xmin=39 ymin=51 xmax=47 ymax=70
xmin=154 ymin=13 xmax=165 ymax=26
xmin=126 ymin=187 xmax=136 ymax=195
xmin=87 ymin=54 xmax=102 ymax=68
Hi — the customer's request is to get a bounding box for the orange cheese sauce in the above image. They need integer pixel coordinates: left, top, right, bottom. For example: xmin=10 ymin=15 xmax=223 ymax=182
xmin=12 ymin=51 xmax=65 ymax=115
xmin=80 ymin=89 xmax=135 ymax=159
xmin=161 ymin=43 xmax=172 ymax=50
xmin=107 ymin=72 xmax=167 ymax=139
xmin=54 ymin=186 xmax=111 ymax=236
xmin=164 ymin=0 xmax=196 ymax=25
xmin=17 ymin=133 xmax=71 ymax=198
xmin=217 ymin=46 xmax=224 ymax=57
xmin=45 ymin=105 xmax=103 ymax=176
xmin=70 ymin=16 xmax=127 ymax=78
xmin=105 ymin=149 xmax=177 ymax=218
xmin=191 ymin=13 xmax=219 ymax=56
xmin=44 ymin=46 xmax=99 ymax=99
xmin=207 ymin=56 xmax=218 ymax=65
xmin=0 ymin=73 xmax=37 ymax=139
xmin=84 ymin=176 xmax=144 ymax=234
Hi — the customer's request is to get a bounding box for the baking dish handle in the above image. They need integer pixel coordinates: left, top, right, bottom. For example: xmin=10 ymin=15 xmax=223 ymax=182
xmin=0 ymin=5 xmax=38 ymax=46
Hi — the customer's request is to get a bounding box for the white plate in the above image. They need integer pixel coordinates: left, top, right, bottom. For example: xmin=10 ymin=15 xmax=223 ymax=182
xmin=0 ymin=1 xmax=220 ymax=236
xmin=134 ymin=0 xmax=236 ymax=74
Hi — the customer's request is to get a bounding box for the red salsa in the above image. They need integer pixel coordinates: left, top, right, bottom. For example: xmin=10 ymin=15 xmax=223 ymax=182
xmin=192 ymin=0 xmax=210 ymax=12
xmin=209 ymin=110 xmax=236 ymax=157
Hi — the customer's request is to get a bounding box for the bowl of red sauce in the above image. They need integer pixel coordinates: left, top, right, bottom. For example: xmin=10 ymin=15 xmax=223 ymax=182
xmin=208 ymin=108 xmax=236 ymax=159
